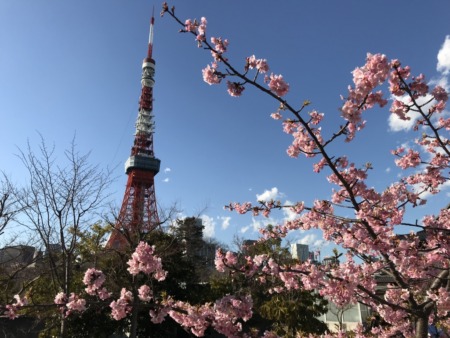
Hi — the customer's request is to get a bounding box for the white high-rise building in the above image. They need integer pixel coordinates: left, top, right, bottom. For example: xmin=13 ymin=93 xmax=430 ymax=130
xmin=291 ymin=243 xmax=310 ymax=262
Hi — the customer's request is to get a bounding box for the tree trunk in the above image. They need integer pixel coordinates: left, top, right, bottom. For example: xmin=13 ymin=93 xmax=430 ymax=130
xmin=129 ymin=302 xmax=138 ymax=338
xmin=415 ymin=316 xmax=429 ymax=338
xmin=60 ymin=313 xmax=66 ymax=338
xmin=129 ymin=284 xmax=139 ymax=338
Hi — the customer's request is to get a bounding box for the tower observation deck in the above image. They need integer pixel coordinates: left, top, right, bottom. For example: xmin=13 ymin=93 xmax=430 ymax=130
xmin=106 ymin=13 xmax=161 ymax=250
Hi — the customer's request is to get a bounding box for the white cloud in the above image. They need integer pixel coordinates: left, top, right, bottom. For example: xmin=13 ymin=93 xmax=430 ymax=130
xmin=437 ymin=35 xmax=450 ymax=75
xmin=162 ymin=178 xmax=170 ymax=183
xmin=297 ymin=234 xmax=326 ymax=249
xmin=282 ymin=199 xmax=298 ymax=222
xmin=200 ymin=215 xmax=215 ymax=238
xmin=388 ymin=36 xmax=450 ymax=132
xmin=418 ymin=180 xmax=450 ymax=200
xmin=164 ymin=167 xmax=171 ymax=173
xmin=219 ymin=216 xmax=231 ymax=230
xmin=388 ymin=95 xmax=425 ymax=132
xmin=385 ymin=167 xmax=391 ymax=173
xmin=430 ymin=76 xmax=449 ymax=92
xmin=297 ymin=233 xmax=317 ymax=246
xmin=256 ymin=187 xmax=280 ymax=202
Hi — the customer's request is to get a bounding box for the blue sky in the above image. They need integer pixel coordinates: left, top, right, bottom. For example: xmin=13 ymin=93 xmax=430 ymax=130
xmin=1 ymin=1 xmax=449 ymax=256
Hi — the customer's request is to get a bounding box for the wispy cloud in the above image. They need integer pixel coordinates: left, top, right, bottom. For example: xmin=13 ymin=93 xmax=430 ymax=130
xmin=162 ymin=178 xmax=170 ymax=183
xmin=241 ymin=216 xmax=276 ymax=234
xmin=241 ymin=225 xmax=250 ymax=233
xmin=164 ymin=167 xmax=171 ymax=173
xmin=437 ymin=35 xmax=450 ymax=75
xmin=219 ymin=216 xmax=231 ymax=230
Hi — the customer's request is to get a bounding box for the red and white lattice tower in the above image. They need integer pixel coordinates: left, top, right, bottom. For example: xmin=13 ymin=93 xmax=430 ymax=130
xmin=106 ymin=13 xmax=160 ymax=250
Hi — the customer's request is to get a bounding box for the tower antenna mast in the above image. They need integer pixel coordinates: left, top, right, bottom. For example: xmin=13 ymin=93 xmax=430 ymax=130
xmin=147 ymin=7 xmax=155 ymax=60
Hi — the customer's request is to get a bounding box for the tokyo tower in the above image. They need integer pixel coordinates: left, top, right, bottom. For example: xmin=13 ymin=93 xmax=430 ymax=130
xmin=106 ymin=13 xmax=160 ymax=250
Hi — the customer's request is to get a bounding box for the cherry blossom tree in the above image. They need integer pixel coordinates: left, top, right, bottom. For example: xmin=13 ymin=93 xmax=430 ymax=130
xmin=161 ymin=3 xmax=449 ymax=338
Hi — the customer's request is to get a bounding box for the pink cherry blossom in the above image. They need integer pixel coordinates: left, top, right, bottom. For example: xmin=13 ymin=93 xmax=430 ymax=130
xmin=168 ymin=295 xmax=252 ymax=337
xmin=340 ymin=53 xmax=389 ymax=141
xmin=4 ymin=295 xmax=27 ymax=320
xmin=270 ymin=112 xmax=282 ymax=120
xmin=66 ymin=293 xmax=86 ymax=315
xmin=390 ymin=99 xmax=410 ymax=120
xmin=309 ymin=110 xmax=324 ymax=125
xmin=246 ymin=55 xmax=270 ymax=74
xmin=210 ymin=36 xmax=229 ymax=54
xmin=268 ymin=73 xmax=289 ymax=97
xmin=226 ymin=81 xmax=245 ymax=97
xmin=127 ymin=241 xmax=167 ymax=281
xmin=432 ymin=85 xmax=448 ymax=102
xmin=83 ymin=268 xmax=107 ymax=296
xmin=395 ymin=149 xmax=421 ymax=169
xmin=4 ymin=304 xmax=19 ymax=320
xmin=184 ymin=19 xmax=196 ymax=32
xmin=13 ymin=294 xmax=27 ymax=307
xmin=138 ymin=284 xmax=152 ymax=302
xmin=256 ymin=58 xmax=269 ymax=73
xmin=54 ymin=292 xmax=67 ymax=305
xmin=202 ymin=64 xmax=221 ymax=85
xmin=110 ymin=288 xmax=133 ymax=321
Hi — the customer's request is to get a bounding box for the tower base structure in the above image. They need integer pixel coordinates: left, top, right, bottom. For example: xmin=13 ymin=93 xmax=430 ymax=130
xmin=107 ymin=165 xmax=160 ymax=250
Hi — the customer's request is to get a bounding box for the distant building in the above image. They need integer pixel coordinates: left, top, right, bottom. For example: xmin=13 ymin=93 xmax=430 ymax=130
xmin=0 ymin=245 xmax=38 ymax=268
xmin=44 ymin=243 xmax=62 ymax=257
xmin=322 ymin=256 xmax=340 ymax=267
xmin=290 ymin=243 xmax=310 ymax=262
xmin=174 ymin=217 xmax=217 ymax=281
xmin=319 ymin=302 xmax=372 ymax=332
xmin=0 ymin=245 xmax=41 ymax=302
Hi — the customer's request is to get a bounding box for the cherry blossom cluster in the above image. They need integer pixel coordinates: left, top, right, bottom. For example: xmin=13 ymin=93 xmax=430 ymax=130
xmin=388 ymin=63 xmax=449 ymax=158
xmin=427 ymin=287 xmax=450 ymax=318
xmin=285 ymin=120 xmax=324 ymax=158
xmin=127 ymin=241 xmax=167 ymax=281
xmin=54 ymin=292 xmax=86 ymax=316
xmin=266 ymin=74 xmax=290 ymax=97
xmin=83 ymin=268 xmax=111 ymax=300
xmin=340 ymin=53 xmax=389 ymax=141
xmin=167 ymin=295 xmax=253 ymax=337
xmin=3 ymin=294 xmax=27 ymax=319
xmin=110 ymin=288 xmax=133 ymax=320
